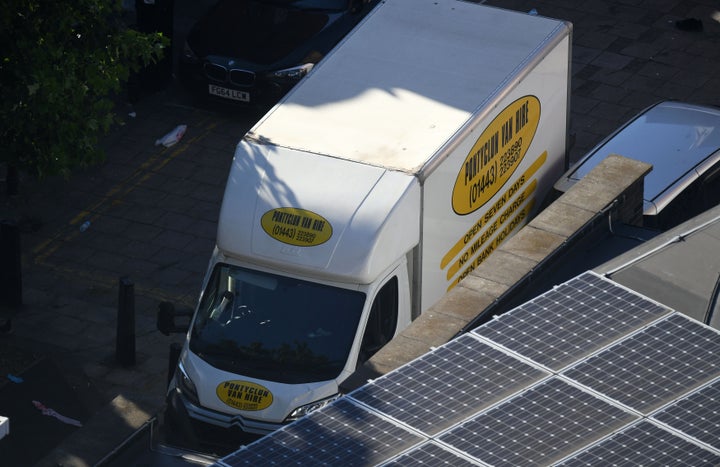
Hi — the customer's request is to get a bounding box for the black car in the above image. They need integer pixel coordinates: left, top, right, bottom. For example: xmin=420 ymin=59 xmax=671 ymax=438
xmin=178 ymin=0 xmax=377 ymax=109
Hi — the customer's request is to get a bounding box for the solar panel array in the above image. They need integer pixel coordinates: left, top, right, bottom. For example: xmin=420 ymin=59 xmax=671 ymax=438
xmin=215 ymin=272 xmax=720 ymax=466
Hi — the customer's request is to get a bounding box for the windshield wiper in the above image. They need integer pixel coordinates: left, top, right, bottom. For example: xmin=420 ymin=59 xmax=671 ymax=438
xmin=199 ymin=351 xmax=278 ymax=371
xmin=295 ymin=360 xmax=344 ymax=374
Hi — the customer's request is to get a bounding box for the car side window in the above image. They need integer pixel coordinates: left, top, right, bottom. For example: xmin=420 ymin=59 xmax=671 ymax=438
xmin=358 ymin=277 xmax=399 ymax=367
xmin=656 ymin=164 xmax=720 ymax=230
xmin=662 ymin=185 xmax=698 ymax=230
xmin=701 ymin=165 xmax=720 ymax=211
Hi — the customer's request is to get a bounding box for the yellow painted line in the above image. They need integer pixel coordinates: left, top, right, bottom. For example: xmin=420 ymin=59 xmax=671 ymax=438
xmin=33 ymin=118 xmax=219 ymax=264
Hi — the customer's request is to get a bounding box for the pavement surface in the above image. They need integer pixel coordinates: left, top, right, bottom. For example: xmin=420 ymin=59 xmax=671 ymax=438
xmin=1 ymin=0 xmax=719 ymax=466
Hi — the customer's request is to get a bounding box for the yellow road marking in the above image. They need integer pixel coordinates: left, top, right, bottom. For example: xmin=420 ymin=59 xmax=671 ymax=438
xmin=32 ymin=118 xmax=219 ymax=267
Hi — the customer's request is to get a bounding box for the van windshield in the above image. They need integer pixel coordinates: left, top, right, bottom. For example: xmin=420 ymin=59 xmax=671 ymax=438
xmin=189 ymin=263 xmax=365 ymax=384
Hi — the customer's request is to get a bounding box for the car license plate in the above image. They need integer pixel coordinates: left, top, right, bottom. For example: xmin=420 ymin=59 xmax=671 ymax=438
xmin=208 ymin=84 xmax=250 ymax=102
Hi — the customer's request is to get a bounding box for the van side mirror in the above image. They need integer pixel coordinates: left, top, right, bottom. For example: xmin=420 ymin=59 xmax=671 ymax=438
xmin=157 ymin=301 xmax=192 ymax=335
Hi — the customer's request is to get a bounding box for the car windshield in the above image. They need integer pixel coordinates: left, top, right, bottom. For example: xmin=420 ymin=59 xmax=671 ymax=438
xmin=189 ymin=0 xmax=349 ymax=63
xmin=189 ymin=263 xmax=366 ymax=384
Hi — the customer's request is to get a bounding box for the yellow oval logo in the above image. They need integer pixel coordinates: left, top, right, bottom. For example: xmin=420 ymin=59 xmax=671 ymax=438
xmin=452 ymin=96 xmax=541 ymax=215
xmin=216 ymin=380 xmax=273 ymax=411
xmin=261 ymin=207 xmax=333 ymax=247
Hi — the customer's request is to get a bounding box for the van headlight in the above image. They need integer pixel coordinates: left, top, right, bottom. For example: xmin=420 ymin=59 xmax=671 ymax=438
xmin=176 ymin=362 xmax=200 ymax=406
xmin=269 ymin=63 xmax=314 ymax=82
xmin=285 ymin=394 xmax=341 ymax=422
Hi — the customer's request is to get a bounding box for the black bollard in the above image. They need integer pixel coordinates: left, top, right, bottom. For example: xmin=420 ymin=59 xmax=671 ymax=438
xmin=0 ymin=220 xmax=22 ymax=309
xmin=116 ymin=277 xmax=136 ymax=366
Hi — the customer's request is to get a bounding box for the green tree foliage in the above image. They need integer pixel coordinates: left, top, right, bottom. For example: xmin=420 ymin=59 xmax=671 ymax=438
xmin=0 ymin=0 xmax=169 ymax=178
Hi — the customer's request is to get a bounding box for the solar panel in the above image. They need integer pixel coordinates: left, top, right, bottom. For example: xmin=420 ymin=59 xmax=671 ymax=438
xmin=554 ymin=420 xmax=720 ymax=466
xmin=380 ymin=441 xmax=479 ymax=466
xmin=215 ymin=271 xmax=720 ymax=467
xmin=653 ymin=379 xmax=720 ymax=452
xmin=437 ymin=377 xmax=637 ymax=467
xmin=563 ymin=313 xmax=720 ymax=413
xmin=218 ymin=398 xmax=423 ymax=466
xmin=473 ymin=272 xmax=672 ymax=371
xmin=350 ymin=333 xmax=547 ymax=435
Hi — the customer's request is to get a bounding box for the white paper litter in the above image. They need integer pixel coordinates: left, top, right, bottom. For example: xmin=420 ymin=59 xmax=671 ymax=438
xmin=32 ymin=400 xmax=83 ymax=427
xmin=155 ymin=124 xmax=187 ymax=147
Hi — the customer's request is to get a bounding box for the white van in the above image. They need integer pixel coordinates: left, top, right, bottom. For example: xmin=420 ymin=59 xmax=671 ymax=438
xmin=158 ymin=0 xmax=572 ymax=448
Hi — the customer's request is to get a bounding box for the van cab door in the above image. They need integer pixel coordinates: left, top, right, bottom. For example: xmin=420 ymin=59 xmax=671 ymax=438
xmin=356 ymin=262 xmax=411 ymax=368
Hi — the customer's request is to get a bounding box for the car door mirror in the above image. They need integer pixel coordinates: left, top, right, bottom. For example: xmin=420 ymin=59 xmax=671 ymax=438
xmin=157 ymin=301 xmax=192 ymax=335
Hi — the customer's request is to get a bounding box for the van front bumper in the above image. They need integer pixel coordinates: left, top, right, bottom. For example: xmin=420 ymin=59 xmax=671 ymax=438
xmin=167 ymin=388 xmax=285 ymax=437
